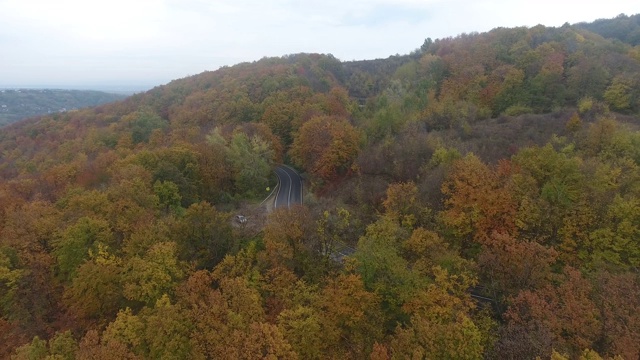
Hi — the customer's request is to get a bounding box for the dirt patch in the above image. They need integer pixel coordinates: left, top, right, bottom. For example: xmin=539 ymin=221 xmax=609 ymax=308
xmin=230 ymin=189 xmax=277 ymax=238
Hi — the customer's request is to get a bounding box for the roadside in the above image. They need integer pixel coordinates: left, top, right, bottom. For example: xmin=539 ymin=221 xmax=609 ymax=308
xmin=230 ymin=174 xmax=280 ymax=237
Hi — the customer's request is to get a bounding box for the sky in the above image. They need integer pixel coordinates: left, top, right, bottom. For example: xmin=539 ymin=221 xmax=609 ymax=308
xmin=1 ymin=0 xmax=639 ymax=91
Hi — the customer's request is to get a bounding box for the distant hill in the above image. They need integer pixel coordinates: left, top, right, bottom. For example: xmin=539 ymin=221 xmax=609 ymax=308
xmin=0 ymin=89 xmax=127 ymax=126
xmin=575 ymin=13 xmax=640 ymax=45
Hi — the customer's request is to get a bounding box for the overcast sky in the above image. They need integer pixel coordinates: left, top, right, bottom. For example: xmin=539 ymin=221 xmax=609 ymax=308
xmin=1 ymin=0 xmax=639 ymax=91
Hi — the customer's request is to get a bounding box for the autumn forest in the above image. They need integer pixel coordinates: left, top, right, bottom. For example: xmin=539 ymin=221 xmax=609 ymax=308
xmin=1 ymin=14 xmax=640 ymax=359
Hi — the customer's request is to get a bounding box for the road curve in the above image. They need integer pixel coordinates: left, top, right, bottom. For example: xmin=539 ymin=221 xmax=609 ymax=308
xmin=274 ymin=165 xmax=303 ymax=208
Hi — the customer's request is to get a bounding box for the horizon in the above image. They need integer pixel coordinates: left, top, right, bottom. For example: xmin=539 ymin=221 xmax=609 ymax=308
xmin=0 ymin=84 xmax=152 ymax=94
xmin=1 ymin=0 xmax=639 ymax=91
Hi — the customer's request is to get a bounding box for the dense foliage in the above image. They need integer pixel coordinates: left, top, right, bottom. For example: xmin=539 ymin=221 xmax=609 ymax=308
xmin=1 ymin=15 xmax=640 ymax=359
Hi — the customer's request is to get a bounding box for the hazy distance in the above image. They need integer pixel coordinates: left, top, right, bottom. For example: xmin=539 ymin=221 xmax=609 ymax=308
xmin=1 ymin=0 xmax=639 ymax=91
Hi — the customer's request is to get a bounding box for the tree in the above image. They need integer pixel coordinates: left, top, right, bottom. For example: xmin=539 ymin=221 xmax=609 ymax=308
xmin=63 ymin=245 xmax=124 ymax=323
xmin=316 ymin=207 xmax=360 ymax=263
xmin=277 ymin=306 xmax=323 ymax=359
xmin=0 ymin=247 xmax=23 ymax=323
xmin=226 ymin=131 xmax=275 ymax=198
xmin=142 ymin=296 xmax=193 ymax=359
xmin=11 ymin=336 xmax=47 ymax=360
xmin=511 ymin=144 xmax=584 ymax=244
xmin=354 ymin=217 xmax=424 ymax=319
xmin=403 ymin=228 xmax=471 ymax=279
xmin=382 ymin=181 xmax=430 ymax=228
xmin=153 ymin=180 xmax=182 ymax=215
xmin=478 ymin=232 xmax=558 ymax=301
xmin=580 ymin=195 xmax=640 ymax=270
xmin=226 ymin=322 xmax=298 ymax=360
xmin=565 ymin=112 xmax=582 ymax=132
xmin=53 ymin=216 xmax=113 ymax=282
xmin=263 ymin=207 xmax=315 ymax=276
xmin=135 ymin=146 xmax=202 ymax=207
xmin=593 ymin=272 xmax=640 ymax=359
xmin=194 ymin=142 xmax=233 ymax=203
xmin=11 ymin=331 xmax=78 ymax=360
xmin=122 ymin=109 xmax=168 ymax=144
xmin=48 ymin=330 xmax=79 ymax=360
xmin=176 ymin=271 xmax=233 ymax=359
xmin=390 ymin=267 xmax=485 ymax=360
xmin=440 ymin=154 xmax=517 ymax=248
xmin=603 ymin=76 xmax=633 ymax=112
xmin=290 ymin=115 xmax=361 ymax=183
xmin=506 ymin=267 xmax=600 ymax=357
xmin=172 ymin=201 xmax=232 ymax=269
xmin=121 ymin=242 xmax=185 ymax=306
xmin=0 ymin=201 xmax=63 ymax=338
xmin=315 ymin=273 xmax=383 ymax=358
xmin=76 ymin=330 xmax=138 ymax=360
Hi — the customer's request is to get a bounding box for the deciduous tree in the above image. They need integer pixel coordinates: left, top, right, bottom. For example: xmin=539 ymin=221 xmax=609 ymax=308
xmin=290 ymin=116 xmax=361 ymax=183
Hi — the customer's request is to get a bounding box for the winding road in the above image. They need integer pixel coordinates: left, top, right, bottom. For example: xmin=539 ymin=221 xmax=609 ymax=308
xmin=274 ymin=165 xmax=303 ymax=208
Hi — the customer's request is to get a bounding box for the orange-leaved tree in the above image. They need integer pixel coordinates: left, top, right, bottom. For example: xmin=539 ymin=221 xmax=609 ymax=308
xmin=290 ymin=116 xmax=361 ymax=184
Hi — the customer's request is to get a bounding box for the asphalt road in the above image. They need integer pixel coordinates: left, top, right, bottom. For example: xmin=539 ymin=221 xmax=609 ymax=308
xmin=274 ymin=165 xmax=303 ymax=208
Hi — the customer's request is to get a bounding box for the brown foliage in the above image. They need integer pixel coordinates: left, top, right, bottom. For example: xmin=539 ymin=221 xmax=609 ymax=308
xmin=441 ymin=154 xmax=517 ymax=246
xmin=505 ymin=267 xmax=600 ymax=356
xmin=290 ymin=116 xmax=361 ymax=183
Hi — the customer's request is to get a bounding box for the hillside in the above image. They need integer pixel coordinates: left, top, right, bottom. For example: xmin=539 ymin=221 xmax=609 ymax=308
xmin=1 ymin=15 xmax=640 ymax=359
xmin=576 ymin=13 xmax=640 ymax=45
xmin=0 ymin=89 xmax=127 ymax=126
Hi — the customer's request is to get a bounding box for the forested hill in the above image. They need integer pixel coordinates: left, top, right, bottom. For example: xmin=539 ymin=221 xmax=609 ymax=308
xmin=575 ymin=13 xmax=640 ymax=45
xmin=0 ymin=89 xmax=127 ymax=126
xmin=1 ymin=15 xmax=640 ymax=359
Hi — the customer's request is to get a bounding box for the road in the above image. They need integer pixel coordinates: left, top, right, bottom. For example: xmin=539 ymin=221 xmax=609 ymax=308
xmin=271 ymin=166 xmax=494 ymax=304
xmin=274 ymin=165 xmax=303 ymax=208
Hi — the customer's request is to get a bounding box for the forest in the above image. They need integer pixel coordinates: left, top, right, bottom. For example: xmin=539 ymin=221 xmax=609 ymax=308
xmin=0 ymin=89 xmax=126 ymax=127
xmin=0 ymin=13 xmax=639 ymax=360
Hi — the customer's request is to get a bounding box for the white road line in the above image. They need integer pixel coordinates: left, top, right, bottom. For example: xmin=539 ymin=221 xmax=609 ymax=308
xmin=282 ymin=165 xmax=302 ymax=205
xmin=274 ymin=168 xmax=283 ymax=208
xmin=283 ymin=167 xmax=292 ymax=207
xmin=470 ymin=294 xmax=495 ymax=302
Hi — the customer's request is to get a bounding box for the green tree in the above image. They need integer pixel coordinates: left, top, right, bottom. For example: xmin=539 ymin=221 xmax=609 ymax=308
xmin=277 ymin=306 xmax=323 ymax=359
xmin=121 ymin=242 xmax=185 ymax=306
xmin=604 ymin=76 xmax=632 ymax=112
xmin=143 ymin=296 xmax=193 ymax=359
xmin=153 ymin=180 xmax=182 ymax=215
xmin=11 ymin=336 xmax=47 ymax=360
xmin=172 ymin=201 xmax=233 ymax=269
xmin=48 ymin=330 xmax=78 ymax=360
xmin=53 ymin=217 xmax=113 ymax=281
xmin=227 ymin=132 xmax=275 ymax=198
xmin=123 ymin=109 xmax=168 ymax=144
xmin=355 ymin=217 xmax=425 ymax=324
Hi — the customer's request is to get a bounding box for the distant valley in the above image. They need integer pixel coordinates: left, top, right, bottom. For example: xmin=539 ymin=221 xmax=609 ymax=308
xmin=0 ymin=89 xmax=127 ymax=126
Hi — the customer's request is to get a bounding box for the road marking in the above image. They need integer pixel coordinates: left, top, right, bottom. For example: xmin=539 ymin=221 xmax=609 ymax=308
xmin=274 ymin=168 xmax=283 ymax=208
xmin=283 ymin=167 xmax=293 ymax=207
xmin=283 ymin=165 xmax=302 ymax=205
xmin=273 ymin=166 xmax=302 ymax=209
